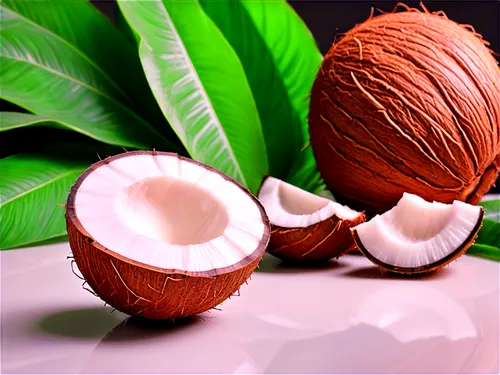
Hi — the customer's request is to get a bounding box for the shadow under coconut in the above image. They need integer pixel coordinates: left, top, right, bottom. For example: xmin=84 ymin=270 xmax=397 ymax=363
xmin=99 ymin=315 xmax=203 ymax=343
xmin=342 ymin=265 xmax=454 ymax=280
xmin=35 ymin=306 xmax=125 ymax=339
xmin=82 ymin=314 xmax=253 ymax=374
xmin=255 ymin=254 xmax=346 ymax=274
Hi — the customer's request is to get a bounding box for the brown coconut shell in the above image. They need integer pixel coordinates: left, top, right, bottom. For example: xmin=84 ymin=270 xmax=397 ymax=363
xmin=352 ymin=206 xmax=485 ymax=275
xmin=309 ymin=5 xmax=500 ymax=216
xmin=267 ymin=212 xmax=366 ymax=262
xmin=66 ymin=151 xmax=270 ymax=320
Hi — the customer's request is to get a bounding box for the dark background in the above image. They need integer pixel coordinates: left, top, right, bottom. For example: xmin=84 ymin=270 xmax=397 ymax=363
xmin=90 ymin=0 xmax=500 ymax=194
xmin=91 ymin=0 xmax=500 ymax=56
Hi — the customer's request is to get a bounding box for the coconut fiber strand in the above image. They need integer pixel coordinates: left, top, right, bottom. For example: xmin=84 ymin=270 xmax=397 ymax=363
xmin=309 ymin=5 xmax=500 ymax=215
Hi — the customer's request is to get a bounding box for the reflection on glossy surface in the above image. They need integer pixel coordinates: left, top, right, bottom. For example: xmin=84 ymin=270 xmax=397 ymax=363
xmin=83 ymin=316 xmax=261 ymax=374
xmin=257 ymin=324 xmax=480 ymax=374
xmin=355 ymin=285 xmax=477 ymax=342
xmin=100 ymin=315 xmax=200 ymax=342
xmin=1 ymin=246 xmax=498 ymax=374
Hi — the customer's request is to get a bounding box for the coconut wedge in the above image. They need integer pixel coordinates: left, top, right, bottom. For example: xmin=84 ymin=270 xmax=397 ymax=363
xmin=352 ymin=193 xmax=484 ymax=274
xmin=66 ymin=151 xmax=270 ymax=320
xmin=257 ymin=176 xmax=366 ymax=261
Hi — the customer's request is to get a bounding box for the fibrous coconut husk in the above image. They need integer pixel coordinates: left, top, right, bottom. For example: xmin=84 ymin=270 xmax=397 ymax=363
xmin=309 ymin=3 xmax=500 ymax=216
xmin=66 ymin=151 xmax=270 ymax=320
xmin=267 ymin=212 xmax=366 ymax=262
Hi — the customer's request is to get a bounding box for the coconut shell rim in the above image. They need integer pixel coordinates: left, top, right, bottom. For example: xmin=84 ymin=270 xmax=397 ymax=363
xmin=352 ymin=206 xmax=485 ymax=274
xmin=257 ymin=175 xmax=366 ymax=227
xmin=65 ymin=150 xmax=271 ymax=278
xmin=270 ymin=211 xmax=366 ymax=232
xmin=267 ymin=211 xmax=366 ymax=262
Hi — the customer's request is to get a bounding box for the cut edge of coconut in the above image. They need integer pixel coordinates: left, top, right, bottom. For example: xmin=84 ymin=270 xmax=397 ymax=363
xmin=66 ymin=150 xmax=271 ymax=278
xmin=257 ymin=176 xmax=362 ymax=228
xmin=351 ymin=192 xmax=484 ymax=274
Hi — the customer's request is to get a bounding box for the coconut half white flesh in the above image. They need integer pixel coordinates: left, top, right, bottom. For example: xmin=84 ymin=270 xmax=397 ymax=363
xmin=352 ymin=193 xmax=484 ymax=269
xmin=71 ymin=152 xmax=267 ymax=273
xmin=258 ymin=176 xmax=360 ymax=227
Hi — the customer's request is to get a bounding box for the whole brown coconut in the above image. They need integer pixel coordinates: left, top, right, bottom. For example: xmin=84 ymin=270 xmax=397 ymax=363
xmin=308 ymin=5 xmax=500 ymax=216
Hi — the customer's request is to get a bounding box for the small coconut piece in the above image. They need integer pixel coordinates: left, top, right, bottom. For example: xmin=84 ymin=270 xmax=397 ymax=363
xmin=352 ymin=193 xmax=484 ymax=274
xmin=66 ymin=150 xmax=270 ymax=320
xmin=257 ymin=176 xmax=366 ymax=261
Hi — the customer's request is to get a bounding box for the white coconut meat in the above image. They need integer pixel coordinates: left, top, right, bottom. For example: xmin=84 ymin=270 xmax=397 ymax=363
xmin=258 ymin=176 xmax=360 ymax=228
xmin=71 ymin=153 xmax=267 ymax=272
xmin=353 ymin=193 xmax=483 ymax=268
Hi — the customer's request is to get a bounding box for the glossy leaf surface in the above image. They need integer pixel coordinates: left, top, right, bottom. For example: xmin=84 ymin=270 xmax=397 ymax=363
xmin=1 ymin=112 xmax=67 ymax=132
xmin=468 ymin=200 xmax=500 ymax=261
xmin=201 ymin=0 xmax=323 ymax=186
xmin=0 ymin=151 xmax=87 ymax=249
xmin=117 ymin=0 xmax=268 ymax=193
xmin=2 ymin=0 xmax=173 ymax=132
xmin=0 ymin=1 xmax=176 ymax=150
xmin=478 ymin=199 xmax=500 ymax=221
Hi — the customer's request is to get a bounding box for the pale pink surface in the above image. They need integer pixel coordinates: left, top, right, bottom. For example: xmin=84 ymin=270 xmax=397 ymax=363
xmin=1 ymin=242 xmax=498 ymax=374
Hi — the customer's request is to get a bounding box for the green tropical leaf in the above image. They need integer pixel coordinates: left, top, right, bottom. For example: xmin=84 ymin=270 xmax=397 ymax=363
xmin=467 ymin=244 xmax=500 ymax=262
xmin=476 ymin=218 xmax=500 ymax=249
xmin=0 ymin=144 xmax=122 ymax=250
xmin=1 ymin=0 xmax=174 ymax=136
xmin=0 ymin=1 xmax=178 ymax=151
xmin=466 ymin=197 xmax=500 ymax=261
xmin=117 ymin=0 xmax=268 ymax=193
xmin=286 ymin=145 xmax=330 ymax=196
xmin=200 ymin=0 xmax=323 ymax=186
xmin=0 ymin=150 xmax=87 ymax=250
xmin=478 ymin=199 xmax=500 ymax=222
xmin=0 ymin=112 xmax=68 ymax=132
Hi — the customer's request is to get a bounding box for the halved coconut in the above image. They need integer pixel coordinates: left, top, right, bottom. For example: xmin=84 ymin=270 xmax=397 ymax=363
xmin=65 ymin=151 xmax=270 ymax=320
xmin=257 ymin=176 xmax=366 ymax=261
xmin=352 ymin=193 xmax=484 ymax=274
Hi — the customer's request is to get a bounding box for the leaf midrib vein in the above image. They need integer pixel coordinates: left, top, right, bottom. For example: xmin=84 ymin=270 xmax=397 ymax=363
xmin=0 ymin=55 xmax=169 ymax=144
xmin=1 ymin=55 xmax=129 ymax=109
xmin=157 ymin=4 xmax=245 ymax=184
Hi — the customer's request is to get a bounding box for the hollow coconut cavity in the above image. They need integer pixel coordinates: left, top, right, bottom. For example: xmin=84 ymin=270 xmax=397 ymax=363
xmin=257 ymin=176 xmax=366 ymax=261
xmin=351 ymin=193 xmax=484 ymax=274
xmin=65 ymin=151 xmax=270 ymax=320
